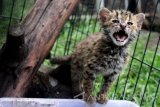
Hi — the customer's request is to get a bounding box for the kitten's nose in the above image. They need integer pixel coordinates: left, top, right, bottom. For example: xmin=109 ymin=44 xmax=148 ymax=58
xmin=120 ymin=23 xmax=126 ymax=30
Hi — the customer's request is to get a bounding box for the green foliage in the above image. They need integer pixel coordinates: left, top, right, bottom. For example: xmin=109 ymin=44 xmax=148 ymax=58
xmin=2 ymin=0 xmax=34 ymax=19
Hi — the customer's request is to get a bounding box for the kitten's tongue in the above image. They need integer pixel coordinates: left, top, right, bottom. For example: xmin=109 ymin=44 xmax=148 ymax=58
xmin=115 ymin=34 xmax=126 ymax=42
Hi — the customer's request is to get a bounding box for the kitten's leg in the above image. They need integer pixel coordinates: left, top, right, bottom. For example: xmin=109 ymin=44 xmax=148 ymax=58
xmin=97 ymin=75 xmax=114 ymax=104
xmin=83 ymin=70 xmax=96 ymax=104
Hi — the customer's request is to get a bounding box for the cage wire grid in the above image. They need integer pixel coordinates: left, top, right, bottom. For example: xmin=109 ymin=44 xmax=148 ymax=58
xmin=0 ymin=0 xmax=160 ymax=107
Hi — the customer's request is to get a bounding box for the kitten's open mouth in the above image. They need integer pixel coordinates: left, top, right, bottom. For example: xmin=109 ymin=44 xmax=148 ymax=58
xmin=113 ymin=30 xmax=128 ymax=42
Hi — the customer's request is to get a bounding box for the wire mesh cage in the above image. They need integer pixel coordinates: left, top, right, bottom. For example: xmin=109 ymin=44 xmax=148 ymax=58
xmin=0 ymin=0 xmax=160 ymax=107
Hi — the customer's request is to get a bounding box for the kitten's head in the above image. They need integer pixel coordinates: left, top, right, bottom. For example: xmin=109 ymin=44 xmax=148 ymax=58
xmin=99 ymin=8 xmax=145 ymax=46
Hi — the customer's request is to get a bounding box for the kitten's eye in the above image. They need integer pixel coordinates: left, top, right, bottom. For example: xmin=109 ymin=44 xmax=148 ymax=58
xmin=127 ymin=22 xmax=133 ymax=25
xmin=112 ymin=19 xmax=119 ymax=23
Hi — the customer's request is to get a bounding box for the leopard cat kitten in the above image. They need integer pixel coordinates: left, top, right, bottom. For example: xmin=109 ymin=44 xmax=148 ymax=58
xmin=70 ymin=8 xmax=145 ymax=104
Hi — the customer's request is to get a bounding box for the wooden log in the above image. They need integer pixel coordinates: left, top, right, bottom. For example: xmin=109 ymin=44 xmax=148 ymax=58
xmin=0 ymin=0 xmax=80 ymax=97
xmin=0 ymin=24 xmax=25 ymax=96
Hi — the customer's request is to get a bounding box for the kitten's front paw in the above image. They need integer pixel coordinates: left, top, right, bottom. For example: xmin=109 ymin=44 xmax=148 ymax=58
xmin=84 ymin=94 xmax=96 ymax=104
xmin=97 ymin=94 xmax=108 ymax=104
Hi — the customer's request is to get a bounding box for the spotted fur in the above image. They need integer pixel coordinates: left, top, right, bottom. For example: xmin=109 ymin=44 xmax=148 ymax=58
xmin=70 ymin=8 xmax=145 ymax=104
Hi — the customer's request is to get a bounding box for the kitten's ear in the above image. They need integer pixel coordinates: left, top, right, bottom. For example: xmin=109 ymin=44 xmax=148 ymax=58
xmin=135 ymin=13 xmax=145 ymax=29
xmin=99 ymin=8 xmax=111 ymax=23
